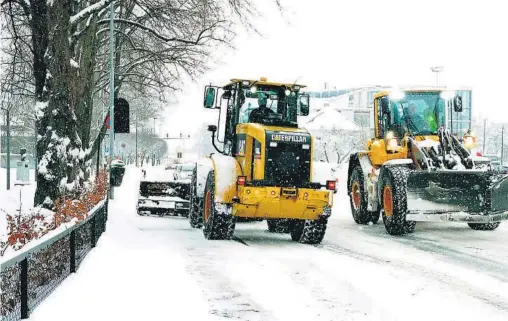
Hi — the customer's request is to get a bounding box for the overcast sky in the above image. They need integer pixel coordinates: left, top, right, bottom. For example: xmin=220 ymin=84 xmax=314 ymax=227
xmin=164 ymin=0 xmax=508 ymax=136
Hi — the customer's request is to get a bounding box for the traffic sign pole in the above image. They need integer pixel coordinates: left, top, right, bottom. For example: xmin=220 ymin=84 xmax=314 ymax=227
xmin=108 ymin=2 xmax=115 ymax=200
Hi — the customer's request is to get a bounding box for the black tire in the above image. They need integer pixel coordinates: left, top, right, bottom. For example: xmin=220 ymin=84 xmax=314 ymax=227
xmin=189 ymin=167 xmax=203 ymax=228
xmin=467 ymin=222 xmax=501 ymax=231
xmin=267 ymin=219 xmax=291 ymax=233
xmin=203 ymin=171 xmax=236 ymax=240
xmin=290 ymin=217 xmax=328 ymax=244
xmin=380 ymin=166 xmax=416 ymax=235
xmin=349 ymin=165 xmax=380 ymax=224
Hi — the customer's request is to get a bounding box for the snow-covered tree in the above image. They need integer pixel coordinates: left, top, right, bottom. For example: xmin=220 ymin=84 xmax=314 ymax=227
xmin=1 ymin=0 xmax=282 ymax=208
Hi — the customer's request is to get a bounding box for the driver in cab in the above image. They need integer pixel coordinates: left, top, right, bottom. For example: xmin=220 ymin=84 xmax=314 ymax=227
xmin=402 ymin=103 xmax=428 ymax=132
xmin=249 ymin=93 xmax=274 ymax=123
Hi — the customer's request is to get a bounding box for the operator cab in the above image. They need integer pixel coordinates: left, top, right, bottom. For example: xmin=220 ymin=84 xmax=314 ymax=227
xmin=370 ymin=87 xmax=478 ymax=169
xmin=202 ymin=78 xmax=324 ymax=189
xmin=202 ymin=77 xmax=310 ymax=150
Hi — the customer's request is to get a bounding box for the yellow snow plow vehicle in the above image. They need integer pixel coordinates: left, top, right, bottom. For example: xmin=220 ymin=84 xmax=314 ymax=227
xmin=188 ymin=77 xmax=336 ymax=244
xmin=347 ymin=87 xmax=508 ymax=235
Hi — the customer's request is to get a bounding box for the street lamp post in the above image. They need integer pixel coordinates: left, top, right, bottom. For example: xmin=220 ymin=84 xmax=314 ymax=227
xmin=108 ymin=1 xmax=115 ymax=200
xmin=430 ymin=66 xmax=444 ymax=86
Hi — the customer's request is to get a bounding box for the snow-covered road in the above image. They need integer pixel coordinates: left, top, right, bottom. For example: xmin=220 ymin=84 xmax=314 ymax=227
xmin=30 ymin=167 xmax=508 ymax=321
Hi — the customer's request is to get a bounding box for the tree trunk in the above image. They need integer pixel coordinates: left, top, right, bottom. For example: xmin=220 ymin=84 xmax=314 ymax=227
xmin=75 ymin=20 xmax=99 ymax=150
xmin=34 ymin=0 xmax=81 ymax=208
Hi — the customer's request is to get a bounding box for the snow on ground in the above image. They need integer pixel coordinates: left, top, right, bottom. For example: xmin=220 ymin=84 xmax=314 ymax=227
xmin=29 ymin=166 xmax=508 ymax=321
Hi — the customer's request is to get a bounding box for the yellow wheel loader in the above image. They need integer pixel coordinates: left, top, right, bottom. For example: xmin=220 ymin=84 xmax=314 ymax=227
xmin=188 ymin=77 xmax=336 ymax=244
xmin=347 ymin=87 xmax=508 ymax=235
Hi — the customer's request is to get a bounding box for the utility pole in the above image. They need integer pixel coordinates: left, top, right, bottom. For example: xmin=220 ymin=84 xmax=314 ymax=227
xmin=430 ymin=66 xmax=444 ymax=86
xmin=108 ymin=1 xmax=115 ymax=200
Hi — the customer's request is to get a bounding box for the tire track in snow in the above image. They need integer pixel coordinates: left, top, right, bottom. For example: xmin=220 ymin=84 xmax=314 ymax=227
xmin=394 ymin=234 xmax=508 ymax=282
xmin=315 ymin=242 xmax=508 ymax=313
xmin=183 ymin=245 xmax=277 ymax=321
xmin=340 ymin=223 xmax=508 ymax=283
xmin=285 ymin=260 xmax=392 ymax=321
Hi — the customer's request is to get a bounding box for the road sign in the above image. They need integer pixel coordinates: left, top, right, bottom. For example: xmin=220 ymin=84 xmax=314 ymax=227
xmin=114 ymin=98 xmax=130 ymax=133
xmin=104 ymin=145 xmax=110 ymax=156
xmin=105 ymin=115 xmax=111 ymax=129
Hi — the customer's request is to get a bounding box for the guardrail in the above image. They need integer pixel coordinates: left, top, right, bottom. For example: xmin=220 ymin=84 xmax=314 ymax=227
xmin=1 ymin=199 xmax=108 ymax=321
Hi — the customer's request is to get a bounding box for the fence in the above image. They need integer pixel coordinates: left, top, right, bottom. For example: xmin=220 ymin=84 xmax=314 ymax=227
xmin=0 ymin=199 xmax=108 ymax=321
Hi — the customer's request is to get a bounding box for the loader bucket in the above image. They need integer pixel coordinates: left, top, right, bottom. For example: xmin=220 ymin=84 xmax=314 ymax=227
xmin=406 ymin=170 xmax=508 ymax=215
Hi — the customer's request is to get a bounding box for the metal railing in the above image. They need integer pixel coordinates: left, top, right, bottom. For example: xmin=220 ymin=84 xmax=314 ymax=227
xmin=1 ymin=199 xmax=108 ymax=321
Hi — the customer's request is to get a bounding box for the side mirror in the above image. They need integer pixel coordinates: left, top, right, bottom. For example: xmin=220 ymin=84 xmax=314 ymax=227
xmin=453 ymin=95 xmax=463 ymax=112
xmin=299 ymin=94 xmax=310 ymax=116
xmin=380 ymin=97 xmax=390 ymax=114
xmin=204 ymin=86 xmax=216 ymax=108
xmin=207 ymin=125 xmax=217 ymax=132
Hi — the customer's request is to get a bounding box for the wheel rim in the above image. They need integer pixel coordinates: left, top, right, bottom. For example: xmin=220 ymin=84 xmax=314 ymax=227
xmin=352 ymin=181 xmax=361 ymax=210
xmin=383 ymin=186 xmax=393 ymax=217
xmin=204 ymin=191 xmax=211 ymax=222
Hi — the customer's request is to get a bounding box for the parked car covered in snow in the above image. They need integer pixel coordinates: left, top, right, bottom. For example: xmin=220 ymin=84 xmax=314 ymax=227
xmin=137 ymin=179 xmax=191 ymax=217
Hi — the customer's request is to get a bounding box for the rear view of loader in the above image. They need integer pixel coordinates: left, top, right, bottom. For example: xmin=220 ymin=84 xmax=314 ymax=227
xmin=187 ymin=77 xmax=336 ymax=244
xmin=347 ymin=87 xmax=508 ymax=235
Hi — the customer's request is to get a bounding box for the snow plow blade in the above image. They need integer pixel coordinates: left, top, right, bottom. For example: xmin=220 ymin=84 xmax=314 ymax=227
xmin=139 ymin=180 xmax=191 ymax=201
xmin=405 ymin=171 xmax=508 ymax=222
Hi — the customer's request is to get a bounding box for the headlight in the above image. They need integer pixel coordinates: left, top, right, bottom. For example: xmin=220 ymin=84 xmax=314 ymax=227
xmin=386 ymin=138 xmax=399 ymax=152
xmin=463 ymin=135 xmax=476 ymax=149
xmin=385 ymin=131 xmax=399 ymax=152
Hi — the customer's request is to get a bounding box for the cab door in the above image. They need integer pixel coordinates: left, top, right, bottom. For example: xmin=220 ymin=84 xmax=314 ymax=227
xmin=251 ymin=138 xmax=263 ymax=180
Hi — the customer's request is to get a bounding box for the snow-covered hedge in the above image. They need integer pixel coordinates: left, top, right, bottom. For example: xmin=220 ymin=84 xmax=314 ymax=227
xmin=0 ymin=170 xmax=108 ymax=257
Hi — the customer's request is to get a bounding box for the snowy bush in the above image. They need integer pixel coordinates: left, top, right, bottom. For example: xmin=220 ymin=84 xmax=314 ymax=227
xmin=0 ymin=170 xmax=108 ymax=257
